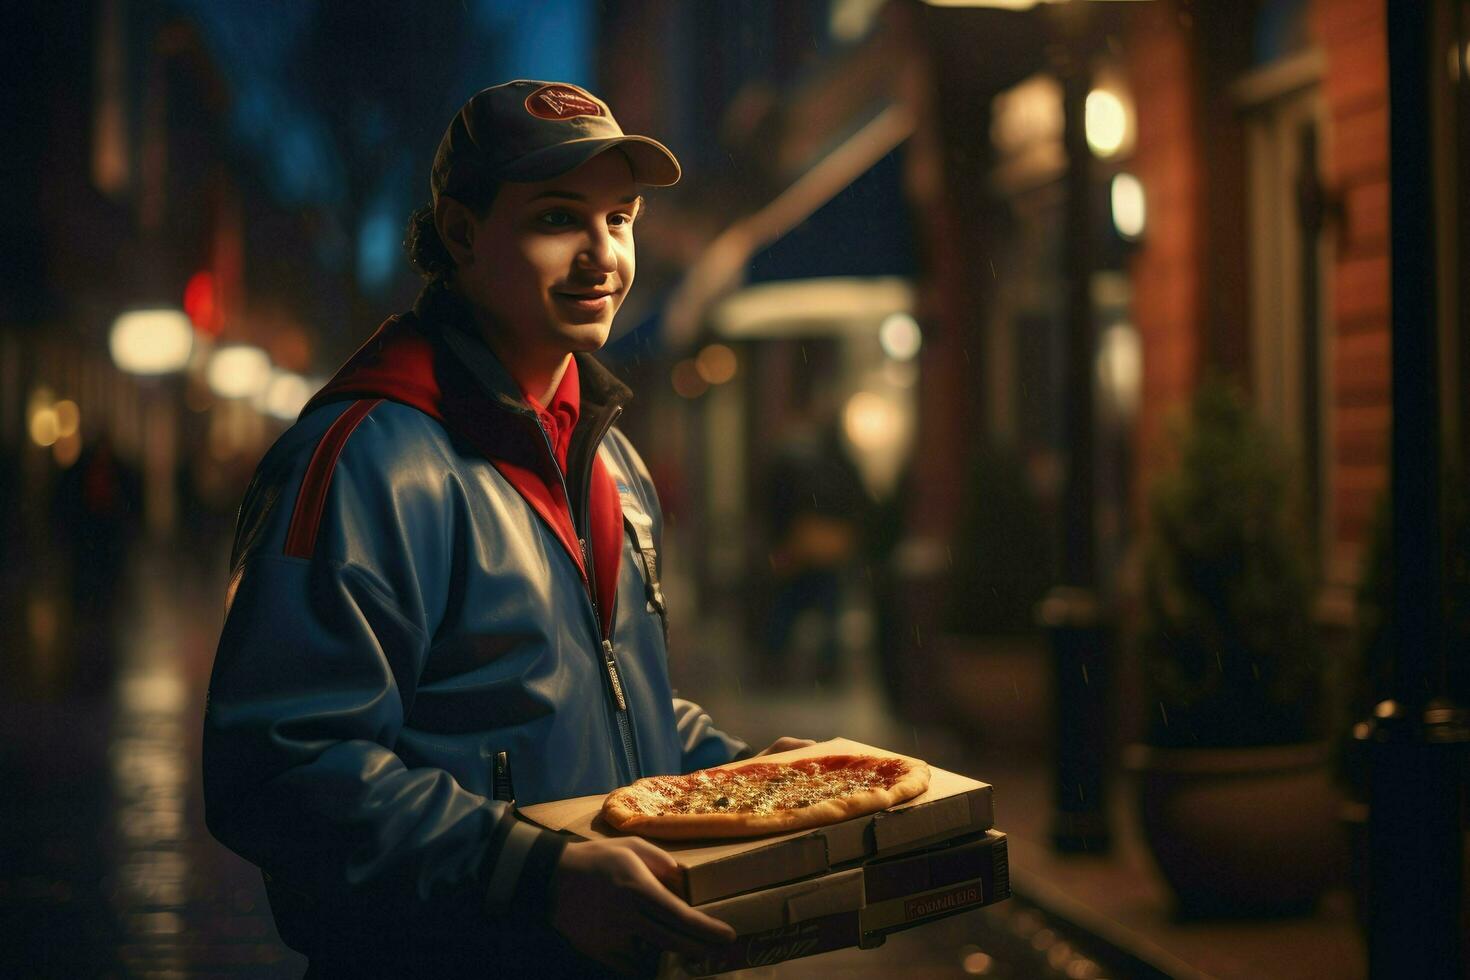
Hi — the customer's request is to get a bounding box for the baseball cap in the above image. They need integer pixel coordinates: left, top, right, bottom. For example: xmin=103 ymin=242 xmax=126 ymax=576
xmin=430 ymin=79 xmax=682 ymax=203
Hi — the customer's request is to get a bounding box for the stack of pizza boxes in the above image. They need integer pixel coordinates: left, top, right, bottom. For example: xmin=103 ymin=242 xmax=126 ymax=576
xmin=517 ymin=737 xmax=1009 ymax=976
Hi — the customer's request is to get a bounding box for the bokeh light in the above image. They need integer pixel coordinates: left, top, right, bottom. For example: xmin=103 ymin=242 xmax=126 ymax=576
xmin=53 ymin=431 xmax=83 ymax=468
xmin=29 ymin=406 xmax=59 ymax=448
xmin=960 ymin=945 xmax=993 ymax=975
xmin=1085 ymin=88 xmax=1128 ymax=158
xmin=183 ymin=270 xmax=222 ymax=335
xmin=671 ymin=359 xmax=709 ymax=399
xmin=206 ymin=345 xmax=273 ymax=400
xmin=1097 ymin=321 xmax=1143 ymax=421
xmin=878 ymin=312 xmax=922 ymax=361
xmin=1110 ymin=172 xmax=1146 ymax=241
xmin=695 ymin=344 xmax=738 ymax=385
xmin=53 ymin=400 xmax=81 ymax=438
xmin=258 ymin=371 xmax=315 ymax=421
xmin=843 ymin=390 xmax=901 ymax=453
xmin=109 ymin=309 xmax=195 ymax=376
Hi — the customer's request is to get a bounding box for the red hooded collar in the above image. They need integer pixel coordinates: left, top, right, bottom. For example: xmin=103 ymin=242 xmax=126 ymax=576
xmin=300 ymin=298 xmax=627 ymax=637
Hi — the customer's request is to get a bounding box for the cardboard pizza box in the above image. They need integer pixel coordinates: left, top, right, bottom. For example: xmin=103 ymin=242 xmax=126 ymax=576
xmin=664 ymin=829 xmax=1011 ymax=978
xmin=517 ymin=737 xmax=994 ymax=905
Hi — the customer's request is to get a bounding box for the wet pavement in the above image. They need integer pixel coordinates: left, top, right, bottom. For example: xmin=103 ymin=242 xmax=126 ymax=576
xmin=2 ymin=540 xmax=303 ymax=979
xmin=1 ymin=533 xmax=1361 ymax=978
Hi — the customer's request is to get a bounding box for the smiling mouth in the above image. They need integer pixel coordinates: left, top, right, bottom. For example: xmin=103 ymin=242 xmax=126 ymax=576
xmin=555 ymin=290 xmax=617 ymax=299
xmin=554 ymin=291 xmax=616 ymax=312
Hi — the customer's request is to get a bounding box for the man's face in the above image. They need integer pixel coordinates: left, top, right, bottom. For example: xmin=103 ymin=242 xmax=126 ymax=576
xmin=453 ymin=150 xmax=640 ymax=363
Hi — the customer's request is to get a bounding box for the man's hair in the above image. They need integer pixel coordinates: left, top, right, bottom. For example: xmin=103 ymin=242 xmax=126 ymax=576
xmin=402 ymin=180 xmax=502 ymax=283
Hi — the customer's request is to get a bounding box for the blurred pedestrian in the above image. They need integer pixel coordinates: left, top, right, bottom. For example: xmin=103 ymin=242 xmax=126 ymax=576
xmin=54 ymin=433 xmax=141 ymax=689
xmin=763 ymin=414 xmax=868 ymax=687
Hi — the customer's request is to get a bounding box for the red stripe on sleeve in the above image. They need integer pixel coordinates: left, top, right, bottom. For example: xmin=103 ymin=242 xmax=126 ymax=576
xmin=283 ymin=399 xmax=383 ymax=559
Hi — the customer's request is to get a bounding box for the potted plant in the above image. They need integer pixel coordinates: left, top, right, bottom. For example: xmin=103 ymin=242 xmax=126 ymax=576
xmin=1124 ymin=377 xmax=1342 ymax=916
xmin=929 ymin=442 xmax=1056 ymax=748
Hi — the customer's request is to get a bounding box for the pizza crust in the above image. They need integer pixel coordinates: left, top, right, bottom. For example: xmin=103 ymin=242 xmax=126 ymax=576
xmin=601 ymin=754 xmax=931 ymax=840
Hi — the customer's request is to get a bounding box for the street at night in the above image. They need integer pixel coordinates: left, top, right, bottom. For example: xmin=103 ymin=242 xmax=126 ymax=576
xmin=3 ymin=0 xmax=1468 ymax=977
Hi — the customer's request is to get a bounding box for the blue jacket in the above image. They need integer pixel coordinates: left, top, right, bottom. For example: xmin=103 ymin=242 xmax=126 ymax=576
xmin=202 ymin=285 xmax=746 ymax=973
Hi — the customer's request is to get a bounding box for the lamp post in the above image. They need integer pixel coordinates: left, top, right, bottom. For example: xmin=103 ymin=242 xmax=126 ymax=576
xmin=1040 ymin=1 xmax=1112 ymax=854
xmin=1360 ymin=3 xmax=1467 ymax=976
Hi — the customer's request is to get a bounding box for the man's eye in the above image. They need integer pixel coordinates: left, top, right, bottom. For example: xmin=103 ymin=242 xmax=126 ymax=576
xmin=539 ymin=211 xmax=576 ymax=227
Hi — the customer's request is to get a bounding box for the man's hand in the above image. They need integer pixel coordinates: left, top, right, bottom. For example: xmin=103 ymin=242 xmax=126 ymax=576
xmin=753 ymin=737 xmax=817 ymax=757
xmin=549 ymin=837 xmax=736 ymax=977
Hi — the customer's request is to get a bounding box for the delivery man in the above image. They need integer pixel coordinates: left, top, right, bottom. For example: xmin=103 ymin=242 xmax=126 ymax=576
xmin=202 ymin=79 xmax=810 ymax=978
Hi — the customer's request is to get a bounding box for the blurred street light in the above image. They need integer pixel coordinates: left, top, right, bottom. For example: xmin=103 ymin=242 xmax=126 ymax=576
xmin=183 ymin=270 xmax=223 ymax=336
xmin=694 ymin=344 xmax=738 ymax=385
xmin=53 ymin=400 xmax=81 ymax=439
xmin=843 ymin=390 xmax=901 ymax=453
xmin=109 ymin=309 xmax=194 ymax=376
xmin=29 ymin=405 xmax=59 ymax=448
xmin=1109 ymin=172 xmax=1146 ymax=240
xmin=878 ymin=312 xmax=923 ymax=361
xmin=1084 ymin=87 xmax=1128 ymax=157
xmin=1095 ymin=321 xmax=1142 ymax=421
xmin=258 ymin=371 xmax=315 ymax=421
xmin=206 ymin=345 xmax=273 ymax=400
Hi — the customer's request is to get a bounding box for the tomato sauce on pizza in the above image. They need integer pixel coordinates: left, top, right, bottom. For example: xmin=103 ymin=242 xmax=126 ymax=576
xmin=601 ymin=753 xmax=930 ymax=840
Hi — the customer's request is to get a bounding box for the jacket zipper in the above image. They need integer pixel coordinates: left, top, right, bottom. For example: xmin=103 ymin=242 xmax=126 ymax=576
xmin=532 ymin=405 xmax=640 ymax=783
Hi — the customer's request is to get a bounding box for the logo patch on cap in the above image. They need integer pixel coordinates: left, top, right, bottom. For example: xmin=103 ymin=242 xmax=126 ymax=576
xmin=525 ymin=84 xmax=603 ymax=121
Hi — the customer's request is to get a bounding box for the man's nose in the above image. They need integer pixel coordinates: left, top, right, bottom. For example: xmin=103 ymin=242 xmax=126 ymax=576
xmin=578 ymin=222 xmax=618 ymax=273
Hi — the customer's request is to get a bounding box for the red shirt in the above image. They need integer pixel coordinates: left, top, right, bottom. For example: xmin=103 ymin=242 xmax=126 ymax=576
xmin=521 ymin=356 xmax=623 ymax=637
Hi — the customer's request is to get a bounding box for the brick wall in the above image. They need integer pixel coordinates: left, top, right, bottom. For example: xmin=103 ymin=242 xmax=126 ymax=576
xmin=1122 ymin=0 xmax=1391 ymax=587
xmin=1315 ymin=0 xmax=1391 ymax=584
xmin=1124 ymin=1 xmax=1203 ymax=522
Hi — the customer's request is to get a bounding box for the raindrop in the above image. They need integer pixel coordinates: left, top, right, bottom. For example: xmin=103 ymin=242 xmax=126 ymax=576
xmin=800 ymin=345 xmax=809 ymax=364
xmin=988 ymin=259 xmax=996 ymax=280
xmin=945 ymin=546 xmax=953 ymax=568
xmin=1251 ymin=662 xmax=1260 ymax=680
xmin=1159 ymin=701 xmax=1169 ymax=726
xmin=1081 ymin=663 xmax=1090 ymax=686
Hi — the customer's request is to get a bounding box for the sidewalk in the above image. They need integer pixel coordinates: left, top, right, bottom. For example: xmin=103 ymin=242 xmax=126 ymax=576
xmin=0 ymin=539 xmax=303 ymax=978
xmin=676 ymin=611 xmax=1366 ymax=980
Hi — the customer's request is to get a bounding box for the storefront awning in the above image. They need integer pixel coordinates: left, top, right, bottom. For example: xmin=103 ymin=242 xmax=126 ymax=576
xmin=661 ymin=103 xmax=916 ymax=346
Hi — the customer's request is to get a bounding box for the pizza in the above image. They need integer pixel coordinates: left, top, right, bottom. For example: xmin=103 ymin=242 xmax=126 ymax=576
xmin=601 ymin=753 xmax=931 ymax=840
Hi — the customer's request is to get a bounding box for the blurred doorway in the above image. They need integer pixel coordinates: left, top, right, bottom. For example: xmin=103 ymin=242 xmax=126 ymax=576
xmin=1236 ymin=49 xmax=1334 ymax=561
xmin=696 ymin=276 xmax=919 ymax=689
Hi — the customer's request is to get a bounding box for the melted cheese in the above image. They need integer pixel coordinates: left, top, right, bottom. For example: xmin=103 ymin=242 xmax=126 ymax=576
xmin=620 ymin=756 xmax=907 ymax=816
